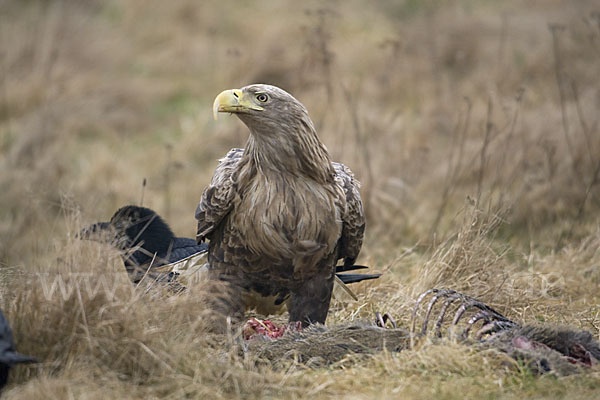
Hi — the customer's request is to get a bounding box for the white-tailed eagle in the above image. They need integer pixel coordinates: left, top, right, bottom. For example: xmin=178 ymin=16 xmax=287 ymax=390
xmin=196 ymin=84 xmax=365 ymax=326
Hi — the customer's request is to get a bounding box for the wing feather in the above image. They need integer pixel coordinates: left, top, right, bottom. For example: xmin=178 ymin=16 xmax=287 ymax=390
xmin=195 ymin=148 xmax=243 ymax=242
xmin=333 ymin=162 xmax=365 ymax=267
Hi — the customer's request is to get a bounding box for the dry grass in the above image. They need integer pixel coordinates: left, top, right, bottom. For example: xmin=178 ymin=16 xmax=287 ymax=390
xmin=1 ymin=0 xmax=600 ymax=398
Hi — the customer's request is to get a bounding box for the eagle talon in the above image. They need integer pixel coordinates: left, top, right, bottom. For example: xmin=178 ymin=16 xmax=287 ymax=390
xmin=288 ymin=321 xmax=303 ymax=332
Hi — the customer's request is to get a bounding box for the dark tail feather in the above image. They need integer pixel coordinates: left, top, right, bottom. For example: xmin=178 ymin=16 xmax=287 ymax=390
xmin=335 ymin=264 xmax=369 ymax=273
xmin=336 ymin=273 xmax=381 ymax=285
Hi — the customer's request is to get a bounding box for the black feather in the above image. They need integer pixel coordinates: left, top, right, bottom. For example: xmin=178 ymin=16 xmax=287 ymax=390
xmin=336 ymin=273 xmax=381 ymax=284
xmin=0 ymin=310 xmax=36 ymax=389
xmin=79 ymin=205 xmax=207 ymax=274
xmin=334 ymin=264 xmax=369 ymax=272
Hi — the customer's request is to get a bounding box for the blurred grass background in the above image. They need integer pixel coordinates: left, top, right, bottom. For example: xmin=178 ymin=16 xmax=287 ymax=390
xmin=1 ymin=0 xmax=600 ymax=398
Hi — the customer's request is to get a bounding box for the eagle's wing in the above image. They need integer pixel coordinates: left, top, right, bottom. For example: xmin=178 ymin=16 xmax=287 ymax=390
xmin=333 ymin=162 xmax=365 ymax=267
xmin=195 ymin=148 xmax=244 ymax=242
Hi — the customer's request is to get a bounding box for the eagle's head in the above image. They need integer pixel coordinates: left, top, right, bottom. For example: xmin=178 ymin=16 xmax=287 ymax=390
xmin=213 ymin=84 xmax=314 ymax=139
xmin=213 ymin=84 xmax=333 ymax=181
xmin=213 ymin=84 xmax=305 ymax=120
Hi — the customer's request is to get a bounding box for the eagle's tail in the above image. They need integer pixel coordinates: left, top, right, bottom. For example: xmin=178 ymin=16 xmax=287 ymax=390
xmin=335 ymin=264 xmax=369 ymax=273
xmin=335 ymin=273 xmax=381 ymax=285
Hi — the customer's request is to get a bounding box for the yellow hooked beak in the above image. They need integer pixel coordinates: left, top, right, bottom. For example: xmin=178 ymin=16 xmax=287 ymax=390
xmin=213 ymin=89 xmax=264 ymax=120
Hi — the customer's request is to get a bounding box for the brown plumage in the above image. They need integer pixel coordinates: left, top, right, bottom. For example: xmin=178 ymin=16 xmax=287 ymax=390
xmin=196 ymin=84 xmax=365 ymax=326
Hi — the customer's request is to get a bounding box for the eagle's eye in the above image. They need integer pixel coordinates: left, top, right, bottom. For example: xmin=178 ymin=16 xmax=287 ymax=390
xmin=256 ymin=93 xmax=269 ymax=103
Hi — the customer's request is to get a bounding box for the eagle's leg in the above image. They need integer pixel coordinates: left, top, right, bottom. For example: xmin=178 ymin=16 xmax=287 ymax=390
xmin=205 ymin=275 xmax=245 ymax=331
xmin=288 ymin=274 xmax=335 ymax=327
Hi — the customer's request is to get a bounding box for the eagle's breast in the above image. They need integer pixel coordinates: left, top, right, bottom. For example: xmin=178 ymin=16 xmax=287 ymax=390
xmin=230 ymin=172 xmax=343 ymax=277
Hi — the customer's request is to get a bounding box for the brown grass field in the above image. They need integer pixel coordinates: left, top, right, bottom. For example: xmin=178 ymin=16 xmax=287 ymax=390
xmin=1 ymin=0 xmax=600 ymax=398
